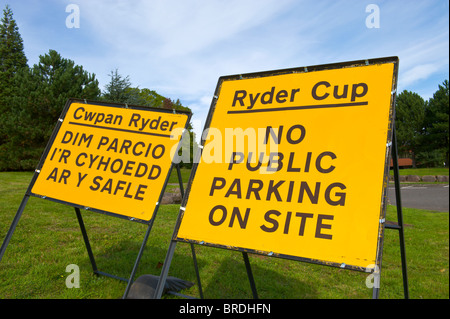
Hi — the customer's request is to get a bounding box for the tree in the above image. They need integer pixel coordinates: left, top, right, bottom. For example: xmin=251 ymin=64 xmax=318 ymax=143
xmin=102 ymin=69 xmax=132 ymax=103
xmin=0 ymin=50 xmax=101 ymax=170
xmin=0 ymin=5 xmax=28 ymax=110
xmin=126 ymin=87 xmax=165 ymax=108
xmin=395 ymin=90 xmax=426 ymax=167
xmin=0 ymin=5 xmax=27 ymax=79
xmin=162 ymin=97 xmax=174 ymax=109
xmin=102 ymin=69 xmax=168 ymax=108
xmin=422 ymin=80 xmax=449 ymax=166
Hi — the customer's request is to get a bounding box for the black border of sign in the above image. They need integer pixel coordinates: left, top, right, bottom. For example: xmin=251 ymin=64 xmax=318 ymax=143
xmin=28 ymin=98 xmax=192 ymax=225
xmin=171 ymin=56 xmax=399 ymax=273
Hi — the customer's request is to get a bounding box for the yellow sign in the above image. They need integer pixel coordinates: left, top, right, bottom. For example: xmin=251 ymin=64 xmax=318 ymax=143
xmin=175 ymin=58 xmax=398 ymax=270
xmin=31 ymin=100 xmax=190 ymax=222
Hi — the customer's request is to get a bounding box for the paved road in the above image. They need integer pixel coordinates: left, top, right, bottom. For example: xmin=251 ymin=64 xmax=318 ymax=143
xmin=388 ymin=184 xmax=449 ymax=212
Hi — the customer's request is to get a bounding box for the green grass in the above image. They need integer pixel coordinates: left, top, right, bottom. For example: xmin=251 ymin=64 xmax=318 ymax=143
xmin=390 ymin=167 xmax=449 ymax=176
xmin=167 ymin=167 xmax=192 ymax=184
xmin=0 ymin=171 xmax=448 ymax=299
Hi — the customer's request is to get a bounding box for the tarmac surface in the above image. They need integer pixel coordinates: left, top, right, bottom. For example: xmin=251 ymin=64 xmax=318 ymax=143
xmin=388 ymin=183 xmax=449 ymax=212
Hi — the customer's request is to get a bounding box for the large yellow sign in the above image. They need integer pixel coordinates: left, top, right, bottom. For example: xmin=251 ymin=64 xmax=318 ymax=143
xmin=175 ymin=58 xmax=398 ymax=270
xmin=31 ymin=100 xmax=190 ymax=223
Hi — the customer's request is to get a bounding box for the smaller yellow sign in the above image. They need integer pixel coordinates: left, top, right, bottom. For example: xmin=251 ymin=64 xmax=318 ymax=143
xmin=31 ymin=100 xmax=190 ymax=222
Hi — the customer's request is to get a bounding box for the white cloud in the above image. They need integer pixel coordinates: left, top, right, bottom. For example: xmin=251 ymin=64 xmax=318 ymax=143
xmin=396 ymin=31 xmax=449 ymax=91
xmin=79 ymin=0 xmax=295 ymax=56
xmin=400 ymin=64 xmax=441 ymax=88
xmin=14 ymin=0 xmax=447 ymax=131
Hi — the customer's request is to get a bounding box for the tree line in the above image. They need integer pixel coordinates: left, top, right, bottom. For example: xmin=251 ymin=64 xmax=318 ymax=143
xmin=395 ymin=81 xmax=449 ymax=168
xmin=0 ymin=6 xmax=448 ymax=171
xmin=0 ymin=6 xmax=193 ymax=171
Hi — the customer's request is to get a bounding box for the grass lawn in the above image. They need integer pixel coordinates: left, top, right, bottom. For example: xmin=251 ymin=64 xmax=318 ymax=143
xmin=390 ymin=167 xmax=449 ymax=176
xmin=167 ymin=166 xmax=192 ymax=184
xmin=0 ymin=171 xmax=448 ymax=299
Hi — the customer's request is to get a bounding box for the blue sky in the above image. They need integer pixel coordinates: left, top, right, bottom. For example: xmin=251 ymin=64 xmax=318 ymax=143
xmin=5 ymin=0 xmax=449 ymax=138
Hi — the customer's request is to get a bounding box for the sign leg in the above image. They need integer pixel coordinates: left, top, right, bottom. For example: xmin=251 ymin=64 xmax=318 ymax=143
xmin=242 ymin=252 xmax=258 ymax=299
xmin=391 ymin=129 xmax=409 ymax=299
xmin=190 ymin=243 xmax=204 ymax=299
xmin=176 ymin=164 xmax=185 ymax=198
xmin=371 ymin=271 xmax=381 ymax=299
xmin=0 ymin=194 xmax=30 ymax=262
xmin=122 ymin=221 xmax=154 ymax=299
xmin=154 ymin=240 xmax=178 ymax=299
xmin=75 ymin=207 xmax=98 ymax=274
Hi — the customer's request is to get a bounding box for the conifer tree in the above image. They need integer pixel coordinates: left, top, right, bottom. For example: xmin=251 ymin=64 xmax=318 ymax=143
xmin=0 ymin=50 xmax=100 ymax=170
xmin=102 ymin=69 xmax=133 ymax=103
xmin=0 ymin=5 xmax=27 ymax=108
xmin=395 ymin=90 xmax=426 ymax=167
xmin=422 ymin=80 xmax=449 ymax=166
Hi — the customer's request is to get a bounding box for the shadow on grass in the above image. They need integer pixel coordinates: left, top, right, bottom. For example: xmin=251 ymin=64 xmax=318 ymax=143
xmin=83 ymin=238 xmax=317 ymax=299
xmin=198 ymin=253 xmax=318 ymax=299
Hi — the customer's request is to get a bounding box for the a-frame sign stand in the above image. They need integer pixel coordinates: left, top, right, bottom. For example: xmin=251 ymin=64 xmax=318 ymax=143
xmin=154 ymin=57 xmax=409 ymax=299
xmin=0 ymin=99 xmax=197 ymax=299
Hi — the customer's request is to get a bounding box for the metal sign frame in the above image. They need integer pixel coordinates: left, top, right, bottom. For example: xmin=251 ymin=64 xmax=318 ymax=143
xmin=0 ymin=98 xmax=193 ymax=298
xmin=154 ymin=57 xmax=408 ymax=299
xmin=30 ymin=98 xmax=191 ymax=224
